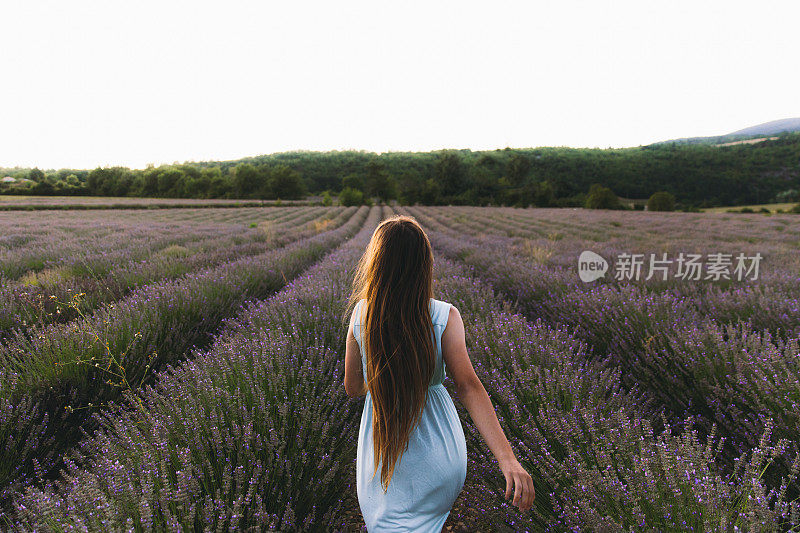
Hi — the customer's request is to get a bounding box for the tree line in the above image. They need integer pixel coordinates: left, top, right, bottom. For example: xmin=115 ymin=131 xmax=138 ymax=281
xmin=2 ymin=132 xmax=799 ymax=208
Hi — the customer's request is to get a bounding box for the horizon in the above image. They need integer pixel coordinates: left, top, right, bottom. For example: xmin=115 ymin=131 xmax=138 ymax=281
xmin=2 ymin=1 xmax=799 ymax=170
xmin=1 ymin=122 xmax=798 ymax=173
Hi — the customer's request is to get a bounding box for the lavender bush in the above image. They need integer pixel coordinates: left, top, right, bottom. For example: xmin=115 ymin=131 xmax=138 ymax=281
xmin=0 ymin=207 xmax=349 ymax=337
xmin=2 ymin=205 xmax=799 ymax=532
xmin=0 ymin=206 xmax=368 ymax=507
xmin=6 ymin=207 xmax=384 ymax=531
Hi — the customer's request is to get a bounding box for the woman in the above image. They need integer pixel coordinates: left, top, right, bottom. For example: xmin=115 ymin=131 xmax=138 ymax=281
xmin=344 ymin=215 xmax=534 ymax=532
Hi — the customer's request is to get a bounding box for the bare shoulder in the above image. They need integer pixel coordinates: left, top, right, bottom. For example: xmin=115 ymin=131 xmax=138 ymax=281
xmin=442 ymin=304 xmax=465 ymax=343
xmin=441 ymin=304 xmax=478 ymax=391
xmin=447 ymin=304 xmax=462 ymax=327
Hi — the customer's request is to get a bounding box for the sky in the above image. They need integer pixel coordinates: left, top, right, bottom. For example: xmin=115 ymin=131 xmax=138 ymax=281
xmin=1 ymin=0 xmax=799 ymax=170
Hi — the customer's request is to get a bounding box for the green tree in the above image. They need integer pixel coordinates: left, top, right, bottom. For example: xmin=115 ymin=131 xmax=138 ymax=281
xmin=341 ymin=173 xmax=365 ymax=191
xmin=137 ymin=169 xmax=155 ymax=196
xmin=465 ymin=166 xmax=499 ymax=205
xmin=28 ymin=168 xmax=45 ymax=182
xmin=397 ymin=170 xmax=424 ymax=205
xmin=419 ymin=178 xmax=441 ymax=205
xmin=434 ymin=151 xmax=465 ymax=197
xmin=269 ymin=165 xmax=306 ymax=199
xmin=506 ymin=153 xmax=531 ymax=186
xmin=775 ymin=189 xmax=799 ymax=203
xmin=30 ymin=180 xmax=55 ymax=195
xmin=157 ymin=168 xmax=185 ymax=198
xmin=647 ymin=191 xmax=676 ymax=211
xmin=233 ymin=163 xmax=263 ymax=198
xmin=338 ymin=187 xmax=364 ymax=206
xmin=529 ymin=180 xmax=555 ymax=207
xmin=365 ymin=161 xmax=396 ymax=203
xmin=87 ymin=167 xmax=131 ymax=196
xmin=208 ymin=173 xmax=232 ymax=198
xmin=185 ymin=171 xmax=212 ymax=199
xmin=585 ymin=183 xmax=621 ymax=209
xmin=112 ymin=171 xmax=134 ymax=197
xmin=87 ymin=167 xmax=107 ymax=196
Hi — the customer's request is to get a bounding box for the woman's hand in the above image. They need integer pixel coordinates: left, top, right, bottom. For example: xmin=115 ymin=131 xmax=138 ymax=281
xmin=500 ymin=459 xmax=535 ymax=511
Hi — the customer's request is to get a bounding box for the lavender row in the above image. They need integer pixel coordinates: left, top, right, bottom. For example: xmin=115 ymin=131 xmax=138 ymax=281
xmin=403 ymin=207 xmax=799 ymax=370
xmin=0 ymin=212 xmax=236 ymax=280
xmin=380 ymin=206 xmax=800 ymax=528
xmin=5 ymin=206 xmax=386 ymax=532
xmin=0 ymin=206 xmax=369 ymax=507
xmin=418 ymin=206 xmax=800 ymax=293
xmin=433 ymin=206 xmax=800 ymax=258
xmin=0 ymin=205 xmax=313 ymax=284
xmin=433 ymin=256 xmax=799 ymax=531
xmin=0 ymin=206 xmax=316 ymax=280
xmin=0 ymin=207 xmax=349 ymax=338
xmin=405 ymin=208 xmax=800 ymax=507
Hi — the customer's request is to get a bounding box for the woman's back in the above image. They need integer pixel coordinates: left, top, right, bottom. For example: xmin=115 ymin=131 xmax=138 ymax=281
xmin=352 ymin=297 xmax=451 ymax=387
xmin=353 ymin=297 xmax=468 ymax=532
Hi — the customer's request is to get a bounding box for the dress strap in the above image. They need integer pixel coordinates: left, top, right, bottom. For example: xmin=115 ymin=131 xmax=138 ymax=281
xmin=431 ymin=298 xmax=452 ymax=328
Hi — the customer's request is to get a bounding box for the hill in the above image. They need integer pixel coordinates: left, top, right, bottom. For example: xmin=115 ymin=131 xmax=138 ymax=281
xmin=656 ymin=117 xmax=800 ymax=146
xmin=729 ymin=118 xmax=800 ymax=137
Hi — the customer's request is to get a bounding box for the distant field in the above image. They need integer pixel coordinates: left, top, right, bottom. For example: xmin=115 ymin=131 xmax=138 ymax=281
xmin=0 ymin=194 xmax=309 ymax=209
xmin=703 ymin=202 xmax=798 ymax=213
xmin=715 ymin=136 xmax=779 ymax=147
xmin=2 ymin=206 xmax=799 ymax=530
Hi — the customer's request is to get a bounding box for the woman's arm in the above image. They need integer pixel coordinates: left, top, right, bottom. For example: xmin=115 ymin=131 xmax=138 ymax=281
xmin=344 ymin=317 xmax=368 ymax=397
xmin=441 ymin=305 xmax=535 ymax=512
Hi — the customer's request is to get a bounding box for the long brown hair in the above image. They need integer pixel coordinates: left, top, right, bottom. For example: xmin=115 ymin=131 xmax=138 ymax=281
xmin=346 ymin=214 xmax=436 ymax=492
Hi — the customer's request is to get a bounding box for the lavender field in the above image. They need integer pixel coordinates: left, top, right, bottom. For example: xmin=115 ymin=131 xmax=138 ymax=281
xmin=0 ymin=195 xmax=305 ymax=209
xmin=1 ymin=205 xmax=799 ymax=532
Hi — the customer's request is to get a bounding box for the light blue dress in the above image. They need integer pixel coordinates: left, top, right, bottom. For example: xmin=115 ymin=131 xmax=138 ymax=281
xmin=353 ymin=298 xmax=468 ymax=532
